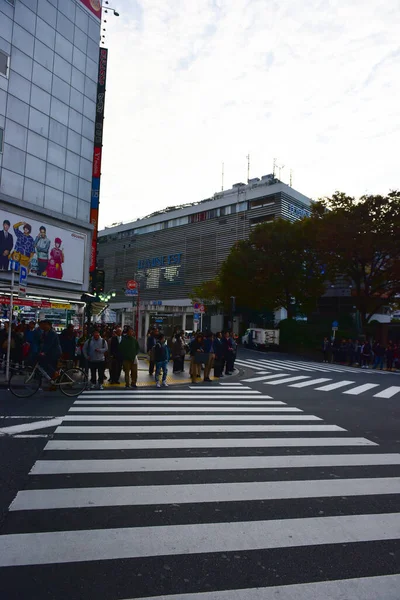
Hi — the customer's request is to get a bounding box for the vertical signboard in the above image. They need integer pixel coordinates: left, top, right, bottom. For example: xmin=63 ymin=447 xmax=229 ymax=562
xmin=90 ymin=47 xmax=108 ymax=273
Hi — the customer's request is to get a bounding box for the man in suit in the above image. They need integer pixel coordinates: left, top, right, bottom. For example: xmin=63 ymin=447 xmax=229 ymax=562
xmin=0 ymin=220 xmax=14 ymax=270
xmin=109 ymin=327 xmax=124 ymax=384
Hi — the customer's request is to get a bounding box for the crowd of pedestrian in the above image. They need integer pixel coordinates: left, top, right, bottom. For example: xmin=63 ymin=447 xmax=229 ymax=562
xmin=322 ymin=337 xmax=400 ymax=370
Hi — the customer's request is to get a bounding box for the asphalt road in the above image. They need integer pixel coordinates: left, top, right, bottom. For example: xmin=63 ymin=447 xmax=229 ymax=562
xmin=0 ymin=348 xmax=399 ymax=599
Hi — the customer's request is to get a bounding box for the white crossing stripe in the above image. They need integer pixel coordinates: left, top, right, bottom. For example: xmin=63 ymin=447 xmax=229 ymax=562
xmin=219 ymin=382 xmax=244 ymax=386
xmin=68 ymin=406 xmax=300 ymax=413
xmin=187 ymin=387 xmax=255 ymax=391
xmin=264 ymin=376 xmax=311 ymax=385
xmin=374 ymin=386 xmax=400 ymax=398
xmin=83 ymin=389 xmax=260 ymax=395
xmin=131 ymin=574 xmax=400 ymax=600
xmin=10 ymin=478 xmax=400 ymax=511
xmin=289 ymin=378 xmax=332 ymax=388
xmin=315 ymin=380 xmax=356 ymax=391
xmin=1 ymin=513 xmax=399 ymax=566
xmin=31 ymin=453 xmax=400 ymax=475
xmin=343 ymin=383 xmax=380 ymax=395
xmin=75 ymin=399 xmax=281 ymax=405
xmin=0 ymin=418 xmax=63 ymax=436
xmin=62 ymin=414 xmax=320 ymax=422
xmin=80 ymin=395 xmax=272 ymax=400
xmin=242 ymin=373 xmax=289 ymax=382
xmin=55 ymin=424 xmax=345 ymax=433
xmin=44 ymin=437 xmax=377 ymax=451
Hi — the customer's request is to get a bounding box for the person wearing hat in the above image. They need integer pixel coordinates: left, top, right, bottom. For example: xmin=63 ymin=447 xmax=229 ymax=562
xmin=47 ymin=237 xmax=64 ymax=279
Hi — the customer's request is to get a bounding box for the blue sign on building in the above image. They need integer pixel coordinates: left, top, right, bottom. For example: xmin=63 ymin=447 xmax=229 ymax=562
xmin=138 ymin=253 xmax=182 ymax=270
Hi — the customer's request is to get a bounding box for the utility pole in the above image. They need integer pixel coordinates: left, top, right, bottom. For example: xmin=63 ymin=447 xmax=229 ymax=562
xmin=290 ymin=169 xmax=293 ymax=187
xmin=246 ymin=154 xmax=250 ymax=183
xmin=221 ymin=162 xmax=224 ymax=191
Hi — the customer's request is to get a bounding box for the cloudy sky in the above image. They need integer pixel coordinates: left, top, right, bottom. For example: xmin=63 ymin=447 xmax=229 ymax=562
xmin=99 ymin=0 xmax=399 ymax=229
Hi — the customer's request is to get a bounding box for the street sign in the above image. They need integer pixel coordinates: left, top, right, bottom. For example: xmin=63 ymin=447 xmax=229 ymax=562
xmin=199 ymin=304 xmax=205 ymax=313
xmin=125 ymin=289 xmax=138 ymax=296
xmin=332 ymin=326 xmax=338 ymax=331
xmin=193 ymin=313 xmax=200 ymax=320
xmin=332 ymin=320 xmax=339 ymax=328
xmin=193 ymin=302 xmax=200 ymax=310
xmin=126 ymin=280 xmax=137 ymax=290
xmin=18 ymin=265 xmax=27 ymax=297
xmin=9 ymin=260 xmax=20 ymax=272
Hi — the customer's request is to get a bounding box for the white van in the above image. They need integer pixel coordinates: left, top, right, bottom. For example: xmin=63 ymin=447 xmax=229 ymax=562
xmin=242 ymin=328 xmax=280 ymax=350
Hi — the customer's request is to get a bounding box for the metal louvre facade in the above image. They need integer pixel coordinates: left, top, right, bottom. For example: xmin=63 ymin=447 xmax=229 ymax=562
xmin=98 ymin=179 xmax=312 ymax=307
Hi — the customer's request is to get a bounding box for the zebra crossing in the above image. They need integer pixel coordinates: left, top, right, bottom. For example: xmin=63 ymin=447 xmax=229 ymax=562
xmin=235 ymin=356 xmax=395 ymax=374
xmin=0 ymin=384 xmax=399 ymax=599
xmin=237 ymin=358 xmax=400 ymax=398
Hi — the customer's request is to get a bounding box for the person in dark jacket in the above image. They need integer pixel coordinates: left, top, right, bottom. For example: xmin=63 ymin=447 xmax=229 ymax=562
xmin=154 ymin=333 xmax=170 ymax=388
xmin=213 ymin=331 xmax=224 ymax=378
xmin=322 ymin=337 xmax=331 ymax=363
xmin=203 ymin=332 xmax=215 ymax=382
xmin=109 ymin=327 xmax=124 ymax=383
xmin=120 ymin=327 xmax=139 ymax=388
xmin=189 ymin=333 xmax=204 ymax=383
xmin=146 ymin=328 xmax=157 ymax=375
xmin=222 ymin=331 xmax=234 ymax=375
xmin=59 ymin=324 xmax=76 ymax=362
xmin=0 ymin=219 xmax=13 ymax=270
xmin=39 ymin=320 xmax=62 ymax=378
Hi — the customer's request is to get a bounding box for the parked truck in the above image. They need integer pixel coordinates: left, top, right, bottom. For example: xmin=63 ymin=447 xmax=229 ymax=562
xmin=241 ymin=328 xmax=280 ymax=350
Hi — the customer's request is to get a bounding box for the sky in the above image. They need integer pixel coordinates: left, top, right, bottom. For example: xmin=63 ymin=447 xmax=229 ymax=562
xmin=99 ymin=0 xmax=400 ymax=229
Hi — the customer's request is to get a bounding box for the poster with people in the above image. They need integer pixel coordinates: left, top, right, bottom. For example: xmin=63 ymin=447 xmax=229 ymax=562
xmin=0 ymin=209 xmax=87 ymax=285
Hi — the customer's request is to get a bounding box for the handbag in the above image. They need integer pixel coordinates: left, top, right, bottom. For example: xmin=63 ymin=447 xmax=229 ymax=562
xmin=194 ymin=352 xmax=208 ymax=364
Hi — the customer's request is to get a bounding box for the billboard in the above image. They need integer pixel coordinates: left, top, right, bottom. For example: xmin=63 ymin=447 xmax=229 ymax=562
xmin=79 ymin=0 xmax=102 ymax=20
xmin=0 ymin=209 xmax=87 ymax=285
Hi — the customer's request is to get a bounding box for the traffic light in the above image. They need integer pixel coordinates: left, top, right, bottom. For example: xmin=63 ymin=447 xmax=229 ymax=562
xmin=91 ymin=269 xmax=105 ymax=294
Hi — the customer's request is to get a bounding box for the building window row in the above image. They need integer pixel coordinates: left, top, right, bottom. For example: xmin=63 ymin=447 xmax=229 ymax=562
xmin=0 ymin=50 xmax=9 ymax=78
xmin=0 ymin=126 xmax=4 ymax=152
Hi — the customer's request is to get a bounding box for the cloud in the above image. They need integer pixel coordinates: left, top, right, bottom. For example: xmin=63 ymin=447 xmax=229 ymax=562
xmin=99 ymin=0 xmax=400 ymax=228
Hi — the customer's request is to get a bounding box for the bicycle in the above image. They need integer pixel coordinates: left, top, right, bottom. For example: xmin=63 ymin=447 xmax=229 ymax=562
xmin=8 ymin=361 xmax=88 ymax=398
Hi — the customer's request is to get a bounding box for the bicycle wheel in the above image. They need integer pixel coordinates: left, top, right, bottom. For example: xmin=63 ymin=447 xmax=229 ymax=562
xmin=8 ymin=366 xmax=41 ymax=398
xmin=59 ymin=368 xmax=88 ymax=397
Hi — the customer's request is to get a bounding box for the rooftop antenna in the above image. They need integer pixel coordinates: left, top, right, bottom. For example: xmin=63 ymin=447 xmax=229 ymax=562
xmin=273 ymin=157 xmax=277 ymax=178
xmin=221 ymin=162 xmax=224 ymax=191
xmin=290 ymin=169 xmax=293 ymax=187
xmin=246 ymin=153 xmax=250 ymax=183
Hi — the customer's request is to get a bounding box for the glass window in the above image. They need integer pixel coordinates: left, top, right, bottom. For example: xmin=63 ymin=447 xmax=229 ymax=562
xmin=10 ymin=47 xmax=33 ymax=80
xmin=54 ymin=53 xmax=72 ymax=84
xmin=55 ymin=33 xmax=73 ymax=63
xmin=71 ymin=67 xmax=85 ymax=92
xmin=8 ymin=71 xmax=31 ymax=103
xmin=77 ymin=199 xmax=90 ymax=221
xmin=32 ymin=61 xmax=52 ymax=93
xmin=34 ymin=40 xmax=54 ymax=71
xmin=6 ymin=95 xmax=29 ymax=127
xmin=37 ymin=0 xmax=57 ymax=29
xmin=0 ymin=126 xmax=3 ymax=152
xmin=72 ymin=46 xmax=86 ymax=73
xmin=50 ymin=96 xmax=69 ymax=126
xmin=46 ymin=163 xmax=65 ymax=190
xmin=23 ymin=178 xmax=45 ymax=207
xmin=78 ymin=177 xmax=91 ymax=201
xmin=82 ymin=116 xmax=95 ymax=140
xmin=69 ymin=107 xmax=83 ymax=133
xmin=47 ymin=140 xmax=66 ymax=169
xmin=29 ymin=106 xmax=49 ymax=137
xmin=14 ymin=2 xmax=36 ymax=35
xmin=0 ymin=168 xmax=24 ymax=200
xmin=52 ymin=75 xmax=71 ymax=104
xmin=79 ymin=157 xmax=92 ymax=181
xmin=30 ymin=84 xmax=51 ymax=114
xmin=0 ymin=13 xmax=13 ymax=44
xmin=85 ymin=56 xmax=97 ymax=82
xmin=84 ymin=77 xmax=97 ymax=102
xmin=58 ymin=0 xmax=75 ymax=22
xmin=80 ymin=136 xmax=93 ymax=160
xmin=66 ymin=127 xmax=81 ymax=154
xmin=66 ymin=150 xmax=80 ymax=175
xmin=4 ymin=120 xmax=27 ymax=151
xmin=27 ymin=130 xmax=47 ymax=160
xmin=88 ymin=15 xmax=100 ymax=42
xmin=74 ymin=26 xmax=88 ymax=54
xmin=64 ymin=172 xmax=78 ymax=196
xmin=0 ymin=50 xmax=10 ymax=78
xmin=56 ymin=13 xmax=74 ymax=42
xmin=70 ymin=88 xmax=84 ymax=113
xmin=35 ymin=17 xmax=56 ymax=50
xmin=83 ymin=95 xmax=96 ymax=120
xmin=238 ymin=201 xmax=248 ymax=212
xmin=75 ymin=7 xmax=89 ymax=33
xmin=12 ymin=24 xmax=34 ymax=56
xmin=25 ymin=154 xmax=46 ymax=183
xmin=231 ymin=204 xmax=237 ymax=214
xmin=44 ymin=186 xmax=63 ymax=213
xmin=63 ymin=193 xmax=78 ymax=218
xmin=2 ymin=144 xmax=26 ymax=175
xmin=49 ymin=118 xmax=68 ymax=147
xmin=87 ymin=38 xmax=99 ymax=63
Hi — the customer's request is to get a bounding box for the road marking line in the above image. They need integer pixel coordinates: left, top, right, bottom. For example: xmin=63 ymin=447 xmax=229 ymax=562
xmin=0 ymin=418 xmax=62 ymax=435
xmin=130 ymin=574 xmax=400 ymax=600
xmin=187 ymin=388 xmax=259 ymax=392
xmin=242 ymin=374 xmax=289 ymax=382
xmin=79 ymin=395 xmax=273 ymax=400
xmin=68 ymin=406 xmax=300 ymax=413
xmin=1 ymin=513 xmax=399 ymax=566
xmin=62 ymin=414 xmax=320 ymax=422
xmin=374 ymin=386 xmax=400 ymax=398
xmin=44 ymin=436 xmax=377 ymax=451
xmin=315 ymin=380 xmax=356 ymax=391
xmin=55 ymin=424 xmax=345 ymax=433
xmin=289 ymin=378 xmax=332 ymax=388
xmin=0 ymin=416 xmax=57 ymax=419
xmin=264 ymin=376 xmax=311 ymax=385
xmin=31 ymin=453 xmax=400 ymax=475
xmin=82 ymin=389 xmax=259 ymax=395
xmin=74 ymin=399 xmax=280 ymax=405
xmin=343 ymin=383 xmax=380 ymax=395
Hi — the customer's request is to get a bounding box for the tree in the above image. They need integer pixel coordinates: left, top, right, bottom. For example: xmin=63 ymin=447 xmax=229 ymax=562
xmin=311 ymin=191 xmax=400 ymax=325
xmin=204 ymin=219 xmax=328 ymax=319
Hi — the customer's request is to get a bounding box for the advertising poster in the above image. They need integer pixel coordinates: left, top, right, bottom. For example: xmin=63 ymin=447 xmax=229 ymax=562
xmin=79 ymin=0 xmax=102 ymax=20
xmin=0 ymin=209 xmax=87 ymax=285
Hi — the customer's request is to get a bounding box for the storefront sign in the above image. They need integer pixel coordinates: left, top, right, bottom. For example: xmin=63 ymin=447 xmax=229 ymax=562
xmin=92 ymin=147 xmax=102 ymax=178
xmin=0 ymin=209 xmax=87 ymax=284
xmin=0 ymin=297 xmax=71 ymax=309
xmin=288 ymin=204 xmax=311 ymax=219
xmin=79 ymin=0 xmax=101 ymax=20
xmin=137 ymin=253 xmax=182 ymax=270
